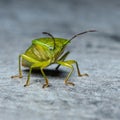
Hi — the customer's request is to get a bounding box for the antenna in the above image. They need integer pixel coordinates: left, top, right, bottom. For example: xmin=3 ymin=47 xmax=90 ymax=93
xmin=42 ymin=32 xmax=55 ymax=50
xmin=69 ymin=30 xmax=96 ymax=41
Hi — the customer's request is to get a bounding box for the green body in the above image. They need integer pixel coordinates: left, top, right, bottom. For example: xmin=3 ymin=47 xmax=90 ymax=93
xmin=22 ymin=38 xmax=69 ymax=67
xmin=12 ymin=31 xmax=95 ymax=88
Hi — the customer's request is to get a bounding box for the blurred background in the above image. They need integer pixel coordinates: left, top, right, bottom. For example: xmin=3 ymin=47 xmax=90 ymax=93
xmin=0 ymin=0 xmax=120 ymax=58
xmin=0 ymin=0 xmax=120 ymax=120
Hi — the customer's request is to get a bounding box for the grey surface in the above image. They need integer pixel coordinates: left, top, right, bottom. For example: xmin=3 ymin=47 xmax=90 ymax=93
xmin=0 ymin=0 xmax=120 ymax=120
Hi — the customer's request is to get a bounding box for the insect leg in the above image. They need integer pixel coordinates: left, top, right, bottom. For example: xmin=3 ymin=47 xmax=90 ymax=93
xmin=57 ymin=61 xmax=75 ymax=86
xmin=17 ymin=54 xmax=40 ymax=87
xmin=74 ymin=60 xmax=89 ymax=77
xmin=40 ymin=68 xmax=49 ymax=88
xmin=24 ymin=61 xmax=50 ymax=88
xmin=18 ymin=54 xmax=23 ymax=78
xmin=24 ymin=66 xmax=33 ymax=87
xmin=55 ymin=51 xmax=70 ymax=70
xmin=57 ymin=60 xmax=88 ymax=86
xmin=59 ymin=60 xmax=88 ymax=77
xmin=11 ymin=54 xmax=23 ymax=78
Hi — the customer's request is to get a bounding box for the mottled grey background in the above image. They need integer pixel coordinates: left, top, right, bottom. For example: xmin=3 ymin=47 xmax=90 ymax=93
xmin=0 ymin=0 xmax=120 ymax=120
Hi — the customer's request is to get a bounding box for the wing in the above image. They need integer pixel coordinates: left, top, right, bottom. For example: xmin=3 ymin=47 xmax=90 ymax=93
xmin=24 ymin=44 xmax=51 ymax=61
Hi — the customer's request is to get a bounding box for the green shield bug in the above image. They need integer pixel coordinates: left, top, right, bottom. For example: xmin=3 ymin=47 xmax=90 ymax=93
xmin=11 ymin=30 xmax=96 ymax=88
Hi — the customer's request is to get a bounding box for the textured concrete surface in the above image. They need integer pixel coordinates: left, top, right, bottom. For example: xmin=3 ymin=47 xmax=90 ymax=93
xmin=0 ymin=0 xmax=120 ymax=120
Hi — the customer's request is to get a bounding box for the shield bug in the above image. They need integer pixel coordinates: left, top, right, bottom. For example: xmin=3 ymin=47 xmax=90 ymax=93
xmin=11 ymin=30 xmax=96 ymax=88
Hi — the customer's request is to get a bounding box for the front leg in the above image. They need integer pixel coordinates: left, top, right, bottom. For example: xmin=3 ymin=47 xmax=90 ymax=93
xmin=57 ymin=61 xmax=75 ymax=86
xmin=57 ymin=60 xmax=88 ymax=86
xmin=74 ymin=60 xmax=89 ymax=77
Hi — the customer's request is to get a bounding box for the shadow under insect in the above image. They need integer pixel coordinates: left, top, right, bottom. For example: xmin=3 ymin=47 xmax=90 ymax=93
xmin=23 ymin=68 xmax=67 ymax=86
xmin=23 ymin=68 xmax=67 ymax=78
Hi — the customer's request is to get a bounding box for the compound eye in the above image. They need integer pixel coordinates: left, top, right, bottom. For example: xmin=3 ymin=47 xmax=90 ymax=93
xmin=49 ymin=46 xmax=54 ymax=50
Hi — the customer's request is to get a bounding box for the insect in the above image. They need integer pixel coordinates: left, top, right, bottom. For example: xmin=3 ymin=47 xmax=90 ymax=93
xmin=11 ymin=30 xmax=96 ymax=88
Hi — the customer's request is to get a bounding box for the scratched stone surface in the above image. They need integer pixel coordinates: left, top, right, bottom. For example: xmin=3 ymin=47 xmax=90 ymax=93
xmin=0 ymin=0 xmax=120 ymax=120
